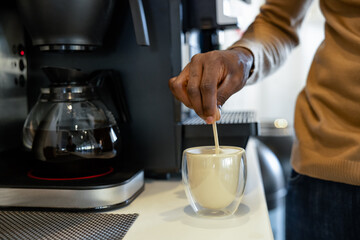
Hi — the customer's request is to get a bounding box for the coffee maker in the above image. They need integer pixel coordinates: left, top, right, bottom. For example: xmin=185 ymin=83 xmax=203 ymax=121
xmin=0 ymin=0 xmax=257 ymax=211
xmin=0 ymin=0 xmax=177 ymax=211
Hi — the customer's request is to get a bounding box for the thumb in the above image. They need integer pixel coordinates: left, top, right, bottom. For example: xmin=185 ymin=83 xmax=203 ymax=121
xmin=205 ymin=106 xmax=221 ymax=124
xmin=215 ymin=106 xmax=221 ymax=121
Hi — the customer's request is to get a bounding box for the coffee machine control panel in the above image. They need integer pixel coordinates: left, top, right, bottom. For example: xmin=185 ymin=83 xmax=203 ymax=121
xmin=0 ymin=8 xmax=28 ymax=152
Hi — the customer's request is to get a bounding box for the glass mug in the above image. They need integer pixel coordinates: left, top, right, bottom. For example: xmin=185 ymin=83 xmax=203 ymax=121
xmin=182 ymin=146 xmax=247 ymax=217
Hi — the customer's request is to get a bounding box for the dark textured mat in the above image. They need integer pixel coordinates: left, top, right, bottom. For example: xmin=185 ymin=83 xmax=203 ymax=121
xmin=0 ymin=211 xmax=138 ymax=240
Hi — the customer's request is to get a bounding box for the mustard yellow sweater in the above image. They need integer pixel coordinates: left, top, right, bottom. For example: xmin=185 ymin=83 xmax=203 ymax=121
xmin=230 ymin=0 xmax=360 ymax=185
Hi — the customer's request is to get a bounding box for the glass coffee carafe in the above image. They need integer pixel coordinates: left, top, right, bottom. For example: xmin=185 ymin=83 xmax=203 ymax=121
xmin=22 ymin=67 xmax=121 ymax=177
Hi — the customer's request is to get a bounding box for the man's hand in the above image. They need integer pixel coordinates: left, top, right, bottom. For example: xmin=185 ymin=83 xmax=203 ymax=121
xmin=168 ymin=47 xmax=254 ymax=124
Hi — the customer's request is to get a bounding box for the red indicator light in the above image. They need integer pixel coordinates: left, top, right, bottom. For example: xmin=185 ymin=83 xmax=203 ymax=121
xmin=20 ymin=50 xmax=25 ymax=56
xmin=27 ymin=167 xmax=114 ymax=181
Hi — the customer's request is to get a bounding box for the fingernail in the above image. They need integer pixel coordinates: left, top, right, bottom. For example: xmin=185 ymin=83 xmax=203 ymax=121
xmin=205 ymin=116 xmax=214 ymax=124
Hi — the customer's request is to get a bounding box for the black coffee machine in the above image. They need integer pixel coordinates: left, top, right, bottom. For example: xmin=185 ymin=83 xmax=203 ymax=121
xmin=0 ymin=0 xmax=177 ymax=211
xmin=0 ymin=0 xmax=257 ymax=211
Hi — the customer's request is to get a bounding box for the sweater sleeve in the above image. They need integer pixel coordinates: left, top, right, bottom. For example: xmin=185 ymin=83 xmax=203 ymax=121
xmin=228 ymin=0 xmax=314 ymax=84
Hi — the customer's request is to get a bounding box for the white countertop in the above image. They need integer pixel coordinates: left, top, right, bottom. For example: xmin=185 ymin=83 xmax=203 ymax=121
xmin=111 ymin=139 xmax=274 ymax=240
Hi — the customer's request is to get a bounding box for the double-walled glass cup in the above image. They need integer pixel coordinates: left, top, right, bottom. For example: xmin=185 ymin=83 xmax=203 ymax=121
xmin=182 ymin=146 xmax=247 ymax=217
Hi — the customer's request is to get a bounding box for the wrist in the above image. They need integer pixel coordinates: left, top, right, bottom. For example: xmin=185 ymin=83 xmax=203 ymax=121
xmin=229 ymin=47 xmax=255 ymax=79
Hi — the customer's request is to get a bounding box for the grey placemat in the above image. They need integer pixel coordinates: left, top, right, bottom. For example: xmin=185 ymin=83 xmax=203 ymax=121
xmin=0 ymin=211 xmax=138 ymax=240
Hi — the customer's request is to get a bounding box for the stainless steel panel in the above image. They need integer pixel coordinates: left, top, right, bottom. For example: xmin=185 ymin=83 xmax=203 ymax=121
xmin=0 ymin=170 xmax=144 ymax=209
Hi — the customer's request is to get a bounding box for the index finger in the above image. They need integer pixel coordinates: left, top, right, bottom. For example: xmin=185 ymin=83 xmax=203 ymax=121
xmin=168 ymin=64 xmax=192 ymax=109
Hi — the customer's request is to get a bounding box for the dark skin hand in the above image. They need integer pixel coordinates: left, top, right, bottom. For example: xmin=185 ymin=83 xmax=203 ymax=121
xmin=168 ymin=47 xmax=254 ymax=124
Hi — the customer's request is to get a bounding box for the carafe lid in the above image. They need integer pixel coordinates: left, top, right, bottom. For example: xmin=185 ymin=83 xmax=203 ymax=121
xmin=40 ymin=86 xmax=97 ymax=102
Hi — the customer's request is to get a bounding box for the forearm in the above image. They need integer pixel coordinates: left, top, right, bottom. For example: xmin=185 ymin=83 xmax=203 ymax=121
xmin=229 ymin=0 xmax=314 ymax=84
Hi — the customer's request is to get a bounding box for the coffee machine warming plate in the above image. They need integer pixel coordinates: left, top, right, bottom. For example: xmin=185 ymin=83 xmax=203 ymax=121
xmin=0 ymin=152 xmax=144 ymax=211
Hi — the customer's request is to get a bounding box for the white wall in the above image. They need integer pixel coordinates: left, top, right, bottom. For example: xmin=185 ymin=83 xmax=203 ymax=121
xmin=221 ymin=0 xmax=325 ymax=126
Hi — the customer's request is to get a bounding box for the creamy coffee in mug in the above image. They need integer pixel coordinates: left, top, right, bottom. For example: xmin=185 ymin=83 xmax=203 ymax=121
xmin=185 ymin=146 xmax=245 ymax=210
